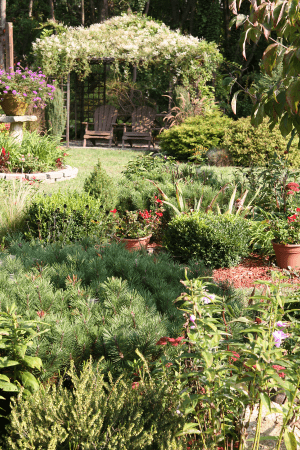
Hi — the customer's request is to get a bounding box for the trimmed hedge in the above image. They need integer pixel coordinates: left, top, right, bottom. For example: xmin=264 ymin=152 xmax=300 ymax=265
xmin=163 ymin=212 xmax=251 ymax=268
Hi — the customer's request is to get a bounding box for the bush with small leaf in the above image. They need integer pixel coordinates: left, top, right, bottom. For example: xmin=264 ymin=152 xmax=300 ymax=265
xmin=23 ymin=191 xmax=110 ymax=243
xmin=159 ymin=110 xmax=232 ymax=160
xmin=164 ymin=212 xmax=251 ymax=267
xmin=5 ymin=358 xmax=187 ymax=450
xmin=83 ymin=160 xmax=118 ymax=211
xmin=224 ymin=116 xmax=300 ymax=167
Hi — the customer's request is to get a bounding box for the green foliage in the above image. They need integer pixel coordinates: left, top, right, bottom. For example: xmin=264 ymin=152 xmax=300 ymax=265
xmin=0 ymin=304 xmax=48 ymax=398
xmin=83 ymin=160 xmax=118 ymax=211
xmin=24 ymin=191 xmax=110 ymax=243
xmin=45 ymin=87 xmax=67 ymax=140
xmin=230 ymin=0 xmax=300 ymax=140
xmin=170 ymin=272 xmax=300 ymax=449
xmin=224 ymin=117 xmax=300 ymax=167
xmin=0 ymin=131 xmax=63 ymax=173
xmin=159 ymin=110 xmax=233 ymax=160
xmin=0 ymin=240 xmax=211 ymax=378
xmin=6 ymin=358 xmax=186 ymax=449
xmin=164 ymin=212 xmax=251 ymax=267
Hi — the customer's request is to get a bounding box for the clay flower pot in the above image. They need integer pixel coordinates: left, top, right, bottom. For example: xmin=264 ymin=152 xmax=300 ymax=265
xmin=272 ymin=241 xmax=300 ymax=269
xmin=0 ymin=92 xmax=27 ymax=115
xmin=121 ymin=234 xmax=152 ymax=251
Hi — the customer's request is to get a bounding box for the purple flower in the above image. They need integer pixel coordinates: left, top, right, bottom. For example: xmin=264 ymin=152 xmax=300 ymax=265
xmin=6 ymin=76 xmax=11 ymax=80
xmin=17 ymin=62 xmax=21 ymax=66
xmin=12 ymin=90 xmax=17 ymax=95
xmin=32 ymin=90 xmax=37 ymax=94
xmin=272 ymin=330 xmax=288 ymax=348
xmin=190 ymin=326 xmax=196 ymax=329
xmin=22 ymin=75 xmax=26 ymax=79
xmin=23 ymin=93 xmax=27 ymax=97
xmin=3 ymin=90 xmax=7 ymax=94
xmin=5 ymin=86 xmax=9 ymax=90
xmin=189 ymin=314 xmax=196 ymax=323
xmin=33 ymin=97 xmax=41 ymax=101
xmin=276 ymin=321 xmax=289 ymax=328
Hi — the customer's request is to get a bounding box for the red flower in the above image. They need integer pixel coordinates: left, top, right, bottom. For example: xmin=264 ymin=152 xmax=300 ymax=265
xmin=156 ymin=337 xmax=168 ymax=345
xmin=132 ymin=382 xmax=139 ymax=389
xmin=1 ymin=146 xmax=5 ymax=156
xmin=155 ymin=212 xmax=163 ymax=217
xmin=155 ymin=196 xmax=163 ymax=204
xmin=286 ymin=182 xmax=300 ymax=192
xmin=165 ymin=363 xmax=173 ymax=368
xmin=255 ymin=317 xmax=262 ymax=324
xmin=272 ymin=365 xmax=286 ymax=378
xmin=37 ymin=310 xmax=45 ymax=318
xmin=110 ymin=209 xmax=117 ymax=214
xmin=288 ymin=214 xmax=297 ymax=222
xmin=231 ymin=351 xmax=240 ymax=362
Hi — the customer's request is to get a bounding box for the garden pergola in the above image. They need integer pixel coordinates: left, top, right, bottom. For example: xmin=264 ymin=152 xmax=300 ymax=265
xmin=33 ymin=14 xmax=222 ymax=146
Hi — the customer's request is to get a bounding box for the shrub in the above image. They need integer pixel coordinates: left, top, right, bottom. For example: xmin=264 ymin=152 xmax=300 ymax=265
xmin=163 ymin=212 xmax=251 ymax=268
xmin=24 ymin=191 xmax=110 ymax=243
xmin=159 ymin=110 xmax=232 ymax=160
xmin=6 ymin=358 xmax=186 ymax=450
xmin=223 ymin=116 xmax=300 ymax=167
xmin=83 ymin=160 xmax=117 ymax=211
xmin=45 ymin=87 xmax=67 ymax=140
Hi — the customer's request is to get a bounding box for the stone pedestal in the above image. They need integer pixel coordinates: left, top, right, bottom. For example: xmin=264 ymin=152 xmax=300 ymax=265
xmin=0 ymin=115 xmax=37 ymax=144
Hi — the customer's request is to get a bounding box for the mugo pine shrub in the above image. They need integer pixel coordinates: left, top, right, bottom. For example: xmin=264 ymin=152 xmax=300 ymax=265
xmin=84 ymin=160 xmax=118 ymax=211
xmin=6 ymin=358 xmax=186 ymax=450
xmin=159 ymin=110 xmax=232 ymax=160
xmin=164 ymin=212 xmax=251 ymax=268
xmin=24 ymin=191 xmax=109 ymax=243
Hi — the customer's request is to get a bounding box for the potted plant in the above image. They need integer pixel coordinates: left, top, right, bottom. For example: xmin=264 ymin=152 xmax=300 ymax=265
xmin=110 ymin=202 xmax=164 ymax=251
xmin=0 ymin=63 xmax=56 ymax=115
xmin=267 ymin=206 xmax=300 ymax=269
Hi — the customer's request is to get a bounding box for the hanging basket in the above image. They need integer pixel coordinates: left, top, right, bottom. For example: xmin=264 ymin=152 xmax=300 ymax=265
xmin=0 ymin=92 xmax=28 ymax=116
xmin=272 ymin=241 xmax=300 ymax=269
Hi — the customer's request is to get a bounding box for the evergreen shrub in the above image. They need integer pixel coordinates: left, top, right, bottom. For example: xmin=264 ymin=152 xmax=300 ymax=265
xmin=159 ymin=110 xmax=232 ymax=160
xmin=24 ymin=191 xmax=109 ymax=243
xmin=84 ymin=160 xmax=117 ymax=211
xmin=163 ymin=212 xmax=251 ymax=268
xmin=45 ymin=87 xmax=67 ymax=140
xmin=6 ymin=358 xmax=186 ymax=450
xmin=223 ymin=117 xmax=300 ymax=167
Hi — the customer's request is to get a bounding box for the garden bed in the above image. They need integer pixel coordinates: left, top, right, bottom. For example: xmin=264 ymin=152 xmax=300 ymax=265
xmin=0 ymin=165 xmax=78 ymax=183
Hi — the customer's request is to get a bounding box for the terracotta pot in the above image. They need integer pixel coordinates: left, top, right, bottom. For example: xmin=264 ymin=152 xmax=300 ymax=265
xmin=272 ymin=241 xmax=300 ymax=269
xmin=121 ymin=234 xmax=152 ymax=251
xmin=0 ymin=92 xmax=27 ymax=115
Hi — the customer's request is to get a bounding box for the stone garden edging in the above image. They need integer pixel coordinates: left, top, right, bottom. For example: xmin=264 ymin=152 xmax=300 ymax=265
xmin=0 ymin=165 xmax=78 ymax=183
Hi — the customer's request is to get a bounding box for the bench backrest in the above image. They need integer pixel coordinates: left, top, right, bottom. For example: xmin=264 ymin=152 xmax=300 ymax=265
xmin=132 ymin=106 xmax=156 ymax=132
xmin=94 ymin=105 xmax=118 ymax=131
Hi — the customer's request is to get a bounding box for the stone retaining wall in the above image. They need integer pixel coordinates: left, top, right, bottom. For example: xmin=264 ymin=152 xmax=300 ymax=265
xmin=0 ymin=165 xmax=78 ymax=183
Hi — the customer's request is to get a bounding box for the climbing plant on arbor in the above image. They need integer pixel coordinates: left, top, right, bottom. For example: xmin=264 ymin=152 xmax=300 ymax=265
xmin=32 ymin=13 xmax=222 ymax=95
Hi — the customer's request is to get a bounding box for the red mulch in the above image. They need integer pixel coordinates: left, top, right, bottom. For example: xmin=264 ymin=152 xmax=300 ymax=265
xmin=213 ymin=254 xmax=300 ymax=289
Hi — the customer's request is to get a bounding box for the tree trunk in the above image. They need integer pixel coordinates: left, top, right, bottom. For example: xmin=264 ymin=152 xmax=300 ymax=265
xmin=90 ymin=0 xmax=95 ymax=23
xmin=81 ymin=0 xmax=85 ymax=25
xmin=29 ymin=0 xmax=33 ymax=17
xmin=98 ymin=0 xmax=108 ymax=22
xmin=49 ymin=0 xmax=55 ymax=21
xmin=0 ymin=0 xmax=6 ymax=70
xmin=144 ymin=1 xmax=150 ymax=16
xmin=222 ymin=0 xmax=230 ymax=54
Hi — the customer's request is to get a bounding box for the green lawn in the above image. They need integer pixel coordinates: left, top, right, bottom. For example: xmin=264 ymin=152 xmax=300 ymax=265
xmin=40 ymin=147 xmax=147 ymax=195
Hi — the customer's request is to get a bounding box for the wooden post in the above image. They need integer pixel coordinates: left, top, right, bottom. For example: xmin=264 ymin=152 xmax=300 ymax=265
xmin=0 ymin=0 xmax=6 ymax=70
xmin=5 ymin=22 xmax=13 ymax=72
xmin=66 ymin=73 xmax=70 ymax=148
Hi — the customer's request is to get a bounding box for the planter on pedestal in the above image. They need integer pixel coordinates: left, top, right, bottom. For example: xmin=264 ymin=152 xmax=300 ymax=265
xmin=272 ymin=241 xmax=300 ymax=269
xmin=0 ymin=92 xmax=27 ymax=116
xmin=121 ymin=234 xmax=152 ymax=251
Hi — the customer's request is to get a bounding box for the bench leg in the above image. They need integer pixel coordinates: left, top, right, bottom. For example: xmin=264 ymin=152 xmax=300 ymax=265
xmin=83 ymin=138 xmax=86 ymax=148
xmin=122 ymin=138 xmax=124 ymax=149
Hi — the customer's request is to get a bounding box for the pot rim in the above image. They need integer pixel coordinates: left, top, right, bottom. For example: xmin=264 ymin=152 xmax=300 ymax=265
xmin=120 ymin=234 xmax=152 ymax=242
xmin=272 ymin=240 xmax=300 ymax=248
